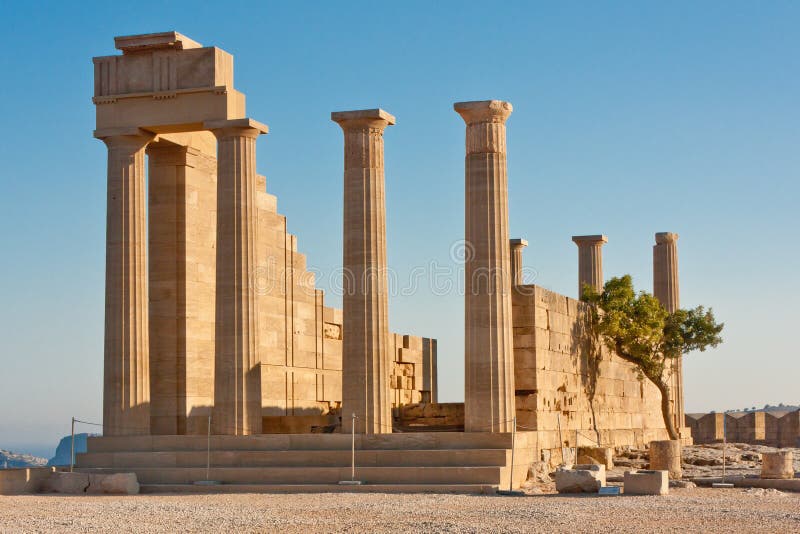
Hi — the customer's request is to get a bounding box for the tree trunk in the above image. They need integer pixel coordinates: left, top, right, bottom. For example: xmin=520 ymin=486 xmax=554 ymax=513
xmin=654 ymin=378 xmax=680 ymax=440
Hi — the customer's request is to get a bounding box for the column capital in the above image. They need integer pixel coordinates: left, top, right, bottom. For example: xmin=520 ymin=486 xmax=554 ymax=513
xmin=454 ymin=100 xmax=512 ymax=125
xmin=572 ymin=234 xmax=608 ymax=247
xmin=94 ymin=127 xmax=155 ymax=148
xmin=655 ymin=232 xmax=679 ymax=245
xmin=331 ymin=108 xmax=395 ymax=130
xmin=204 ymin=118 xmax=269 ymax=139
xmin=510 ymin=238 xmax=528 ymax=250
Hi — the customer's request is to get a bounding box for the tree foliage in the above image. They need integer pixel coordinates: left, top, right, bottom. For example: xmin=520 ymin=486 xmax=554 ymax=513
xmin=582 ymin=275 xmax=724 ymax=440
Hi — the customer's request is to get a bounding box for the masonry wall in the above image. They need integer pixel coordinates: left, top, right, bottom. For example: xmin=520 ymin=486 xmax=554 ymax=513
xmin=687 ymin=410 xmax=800 ymax=447
xmin=148 ymin=144 xmax=436 ymax=435
xmin=148 ymin=136 xmax=218 ymax=436
xmin=512 ymin=285 xmax=668 ymax=452
xmin=253 ymin=175 xmax=436 ymax=433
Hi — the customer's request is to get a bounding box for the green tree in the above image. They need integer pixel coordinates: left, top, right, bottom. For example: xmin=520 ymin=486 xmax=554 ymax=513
xmin=582 ymin=275 xmax=723 ymax=440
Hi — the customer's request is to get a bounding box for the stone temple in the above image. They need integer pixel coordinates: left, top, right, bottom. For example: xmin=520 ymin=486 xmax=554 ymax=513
xmin=76 ymin=32 xmax=690 ymax=491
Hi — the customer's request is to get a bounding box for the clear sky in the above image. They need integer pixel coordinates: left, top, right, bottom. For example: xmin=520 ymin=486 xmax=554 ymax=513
xmin=1 ymin=1 xmax=798 ymax=457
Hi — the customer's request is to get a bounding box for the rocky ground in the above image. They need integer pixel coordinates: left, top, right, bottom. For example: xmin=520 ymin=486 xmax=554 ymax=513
xmin=614 ymin=443 xmax=800 ymax=479
xmin=0 ymin=487 xmax=798 ymax=533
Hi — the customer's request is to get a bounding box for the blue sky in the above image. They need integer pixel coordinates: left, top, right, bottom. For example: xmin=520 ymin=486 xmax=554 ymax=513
xmin=1 ymin=1 xmax=798 ymax=457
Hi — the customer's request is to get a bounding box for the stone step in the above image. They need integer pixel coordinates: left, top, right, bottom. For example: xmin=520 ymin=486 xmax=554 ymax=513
xmin=86 ymin=432 xmax=524 ymax=454
xmin=77 ymin=465 xmax=510 ymax=486
xmin=76 ymin=448 xmax=510 ymax=469
xmin=140 ymin=483 xmax=499 ymax=494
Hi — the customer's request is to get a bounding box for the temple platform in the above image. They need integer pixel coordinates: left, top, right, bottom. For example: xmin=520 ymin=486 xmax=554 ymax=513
xmin=75 ymin=432 xmax=536 ymax=493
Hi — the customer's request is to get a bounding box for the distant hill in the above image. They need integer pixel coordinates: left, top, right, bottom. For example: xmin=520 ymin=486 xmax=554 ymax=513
xmin=0 ymin=433 xmax=99 ymax=469
xmin=48 ymin=433 xmax=96 ymax=466
xmin=728 ymin=404 xmax=800 ymax=414
xmin=0 ymin=449 xmax=48 ymax=469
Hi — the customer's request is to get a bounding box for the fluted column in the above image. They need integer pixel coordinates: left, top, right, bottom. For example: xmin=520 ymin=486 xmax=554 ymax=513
xmin=654 ymin=232 xmax=684 ymax=435
xmin=332 ymin=109 xmax=394 ymax=434
xmin=98 ymin=129 xmax=155 ymax=436
xmin=205 ymin=118 xmax=268 ymax=435
xmin=510 ymin=238 xmax=528 ymax=286
xmin=455 ymin=100 xmax=516 ymax=433
xmin=572 ymin=235 xmax=608 ymax=298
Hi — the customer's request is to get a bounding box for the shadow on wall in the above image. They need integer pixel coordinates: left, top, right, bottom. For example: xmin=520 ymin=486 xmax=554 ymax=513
xmin=571 ymin=302 xmax=602 ymax=445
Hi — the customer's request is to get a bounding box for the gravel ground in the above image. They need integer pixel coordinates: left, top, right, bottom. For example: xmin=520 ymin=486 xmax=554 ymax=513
xmin=1 ymin=487 xmax=798 ymax=533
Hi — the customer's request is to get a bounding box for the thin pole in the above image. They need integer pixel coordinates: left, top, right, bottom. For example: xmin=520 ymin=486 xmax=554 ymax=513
xmin=70 ymin=417 xmax=75 ymax=473
xmin=351 ymin=413 xmax=356 ymax=481
xmin=557 ymin=413 xmax=565 ymax=465
xmin=722 ymin=414 xmax=727 ymax=483
xmin=206 ymin=414 xmax=211 ymax=481
xmin=508 ymin=416 xmax=517 ymax=492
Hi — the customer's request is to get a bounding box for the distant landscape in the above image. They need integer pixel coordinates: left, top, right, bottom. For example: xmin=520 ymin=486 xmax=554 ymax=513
xmin=724 ymin=403 xmax=800 ymax=414
xmin=0 ymin=433 xmax=93 ymax=469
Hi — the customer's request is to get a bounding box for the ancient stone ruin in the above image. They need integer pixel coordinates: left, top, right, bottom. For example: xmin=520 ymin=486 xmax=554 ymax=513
xmin=76 ymin=31 xmax=693 ymax=491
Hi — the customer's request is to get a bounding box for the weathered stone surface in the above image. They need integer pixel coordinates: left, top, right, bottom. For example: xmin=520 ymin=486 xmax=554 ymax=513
xmin=0 ymin=467 xmax=56 ymax=495
xmin=555 ymin=464 xmax=605 ymax=493
xmin=761 ymin=451 xmax=794 ymax=479
xmin=42 ymin=472 xmax=90 ymax=494
xmin=650 ymin=440 xmax=682 ymax=479
xmin=624 ymin=469 xmax=669 ymax=495
xmin=577 ymin=447 xmax=614 ymax=470
xmin=87 ymin=473 xmax=140 ymax=494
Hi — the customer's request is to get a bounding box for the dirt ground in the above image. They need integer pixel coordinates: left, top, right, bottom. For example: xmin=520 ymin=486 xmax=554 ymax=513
xmin=1 ymin=487 xmax=798 ymax=534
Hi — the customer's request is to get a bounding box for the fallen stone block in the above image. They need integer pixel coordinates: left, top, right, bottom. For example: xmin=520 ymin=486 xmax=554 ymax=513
xmin=624 ymin=470 xmax=669 ymax=496
xmin=555 ymin=464 xmax=606 ymax=493
xmin=577 ymin=446 xmax=613 ymax=470
xmin=670 ymin=479 xmax=696 ymax=489
xmin=761 ymin=451 xmax=794 ymax=480
xmin=42 ymin=472 xmax=90 ymax=494
xmin=87 ymin=473 xmax=140 ymax=495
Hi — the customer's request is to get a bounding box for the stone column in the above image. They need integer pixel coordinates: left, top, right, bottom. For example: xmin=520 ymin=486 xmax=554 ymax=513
xmin=205 ymin=118 xmax=268 ymax=435
xmin=510 ymin=238 xmax=528 ymax=286
xmin=97 ymin=128 xmax=155 ymax=436
xmin=572 ymin=235 xmax=608 ymax=298
xmin=455 ymin=100 xmax=516 ymax=433
xmin=653 ymin=232 xmax=684 ymax=435
xmin=332 ymin=109 xmax=394 ymax=434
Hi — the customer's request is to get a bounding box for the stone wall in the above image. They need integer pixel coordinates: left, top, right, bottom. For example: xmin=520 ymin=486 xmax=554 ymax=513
xmin=686 ymin=410 xmax=800 ymax=447
xmin=148 ymin=133 xmax=219 ymax=436
xmin=253 ymin=176 xmax=436 ymax=433
xmin=147 ymin=145 xmax=437 ymax=435
xmin=512 ymin=285 xmax=668 ymax=452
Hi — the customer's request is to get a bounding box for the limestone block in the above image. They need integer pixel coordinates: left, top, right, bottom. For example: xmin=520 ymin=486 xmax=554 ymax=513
xmin=649 ymin=440 xmax=682 ymax=479
xmin=399 ymin=348 xmax=423 ymax=365
xmin=322 ymin=307 xmax=343 ymax=325
xmin=577 ymin=447 xmax=614 ymax=470
xmin=87 ymin=473 xmax=140 ymax=495
xmin=624 ymin=470 xmax=668 ymax=496
xmin=0 ymin=467 xmax=56 ymax=495
xmin=555 ymin=464 xmax=605 ymax=493
xmin=761 ymin=451 xmax=794 ymax=479
xmin=514 ymin=348 xmax=537 ymax=370
xmin=403 ymin=335 xmax=423 ymax=351
xmin=42 ymin=472 xmax=90 ymax=494
xmin=548 ymin=311 xmax=571 ymax=335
